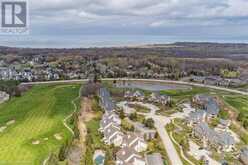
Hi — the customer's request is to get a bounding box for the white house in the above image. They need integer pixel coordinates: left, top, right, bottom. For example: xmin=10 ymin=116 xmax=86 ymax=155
xmin=149 ymin=92 xmax=171 ymax=105
xmin=103 ymin=125 xmax=124 ymax=147
xmin=99 ymin=112 xmax=121 ymax=132
xmin=122 ymin=133 xmax=148 ymax=153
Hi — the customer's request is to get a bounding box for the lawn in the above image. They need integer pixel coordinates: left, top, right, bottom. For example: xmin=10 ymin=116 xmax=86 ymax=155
xmin=224 ymin=95 xmax=248 ymax=113
xmin=0 ymin=84 xmax=80 ymax=165
xmin=127 ymin=103 xmax=150 ymax=113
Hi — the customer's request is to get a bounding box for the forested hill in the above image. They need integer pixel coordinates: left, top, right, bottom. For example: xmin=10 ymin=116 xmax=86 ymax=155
xmin=0 ymin=42 xmax=248 ymax=60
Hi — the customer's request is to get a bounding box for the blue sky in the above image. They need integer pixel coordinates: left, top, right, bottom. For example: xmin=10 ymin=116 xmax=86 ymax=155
xmin=2 ymin=0 xmax=248 ymax=47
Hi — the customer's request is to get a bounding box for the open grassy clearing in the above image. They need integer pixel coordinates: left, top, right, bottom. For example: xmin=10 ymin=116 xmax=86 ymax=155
xmin=0 ymin=84 xmax=80 ymax=165
xmin=224 ymin=95 xmax=248 ymax=113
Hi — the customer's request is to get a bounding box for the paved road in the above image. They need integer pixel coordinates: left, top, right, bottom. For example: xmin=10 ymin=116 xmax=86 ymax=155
xmin=153 ymin=116 xmax=183 ymax=165
xmin=119 ymin=101 xmax=183 ymax=165
xmin=21 ymin=78 xmax=248 ymax=96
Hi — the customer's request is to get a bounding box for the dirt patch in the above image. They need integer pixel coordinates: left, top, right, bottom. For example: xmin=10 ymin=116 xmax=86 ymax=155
xmin=77 ymin=97 xmax=97 ymax=155
xmin=0 ymin=126 xmax=7 ymax=132
xmin=54 ymin=133 xmax=63 ymax=140
xmin=80 ymin=97 xmax=97 ymax=122
xmin=32 ymin=140 xmax=40 ymax=145
xmin=6 ymin=120 xmax=15 ymax=126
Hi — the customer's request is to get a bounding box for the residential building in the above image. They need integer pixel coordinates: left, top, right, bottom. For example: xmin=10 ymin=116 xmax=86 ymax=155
xmin=131 ymin=121 xmax=157 ymax=140
xmin=148 ymin=92 xmax=171 ymax=105
xmin=190 ymin=76 xmax=205 ymax=83
xmin=124 ymin=90 xmax=145 ymax=101
xmin=145 ymin=153 xmax=164 ymax=165
xmin=99 ymin=116 xmax=121 ymax=133
xmin=103 ymin=124 xmax=124 ymax=146
xmin=192 ymin=94 xmax=220 ymax=118
xmin=193 ymin=122 xmax=235 ymax=152
xmin=122 ymin=133 xmax=148 ymax=153
xmin=186 ymin=110 xmax=206 ymax=126
xmin=116 ymin=147 xmax=146 ymax=165
xmin=217 ymin=119 xmax=231 ymax=130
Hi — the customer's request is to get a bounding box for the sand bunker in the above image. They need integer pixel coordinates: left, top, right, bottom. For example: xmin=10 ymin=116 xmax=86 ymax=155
xmin=54 ymin=133 xmax=62 ymax=140
xmin=32 ymin=140 xmax=40 ymax=145
xmin=6 ymin=120 xmax=15 ymax=126
xmin=0 ymin=126 xmax=7 ymax=132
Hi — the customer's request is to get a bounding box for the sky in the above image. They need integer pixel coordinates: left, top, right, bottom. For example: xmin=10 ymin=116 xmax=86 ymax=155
xmin=2 ymin=0 xmax=248 ymax=47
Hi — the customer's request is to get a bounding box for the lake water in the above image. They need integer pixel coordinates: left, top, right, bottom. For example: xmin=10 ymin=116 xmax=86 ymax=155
xmin=116 ymin=81 xmax=191 ymax=91
xmin=2 ymin=35 xmax=248 ymax=48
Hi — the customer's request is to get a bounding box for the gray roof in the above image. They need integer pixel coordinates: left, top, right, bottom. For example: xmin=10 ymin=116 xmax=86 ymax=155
xmin=100 ymin=117 xmax=119 ymax=129
xmin=194 ymin=123 xmax=235 ymax=147
xmin=116 ymin=147 xmax=141 ymax=163
xmin=187 ymin=110 xmax=206 ymax=123
xmin=145 ymin=153 xmax=164 ymax=165
xmin=205 ymin=98 xmax=220 ymax=115
xmin=123 ymin=132 xmax=145 ymax=146
xmin=216 ymin=131 xmax=235 ymax=146
xmin=219 ymin=119 xmax=230 ymax=127
xmin=103 ymin=124 xmax=121 ymax=140
xmin=195 ymin=94 xmax=220 ymax=115
xmin=99 ymin=88 xmax=115 ymax=112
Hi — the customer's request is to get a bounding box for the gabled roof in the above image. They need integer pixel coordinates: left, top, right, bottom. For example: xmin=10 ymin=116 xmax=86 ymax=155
xmin=116 ymin=147 xmax=141 ymax=163
xmin=187 ymin=110 xmax=206 ymax=123
xmin=123 ymin=132 xmax=145 ymax=147
xmin=205 ymin=98 xmax=220 ymax=115
xmin=134 ymin=90 xmax=145 ymax=97
xmin=150 ymin=92 xmax=170 ymax=101
xmin=100 ymin=117 xmax=119 ymax=130
xmin=103 ymin=124 xmax=121 ymax=140
xmin=216 ymin=131 xmax=235 ymax=146
xmin=194 ymin=122 xmax=235 ymax=147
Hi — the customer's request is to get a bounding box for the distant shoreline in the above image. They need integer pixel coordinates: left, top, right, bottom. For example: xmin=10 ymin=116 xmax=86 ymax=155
xmin=2 ymin=41 xmax=248 ymax=49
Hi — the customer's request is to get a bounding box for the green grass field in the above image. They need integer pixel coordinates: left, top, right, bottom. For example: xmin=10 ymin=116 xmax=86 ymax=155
xmin=0 ymin=84 xmax=80 ymax=165
xmin=224 ymin=95 xmax=248 ymax=113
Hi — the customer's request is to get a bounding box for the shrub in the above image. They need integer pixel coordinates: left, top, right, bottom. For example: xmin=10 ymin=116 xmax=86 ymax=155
xmin=143 ymin=118 xmax=155 ymax=129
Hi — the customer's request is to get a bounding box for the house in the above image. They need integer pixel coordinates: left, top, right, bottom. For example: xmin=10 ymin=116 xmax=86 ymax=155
xmin=149 ymin=92 xmax=171 ymax=105
xmin=132 ymin=122 xmax=157 ymax=140
xmin=99 ymin=116 xmax=121 ymax=133
xmin=145 ymin=153 xmax=164 ymax=165
xmin=122 ymin=133 xmax=148 ymax=152
xmin=124 ymin=90 xmax=145 ymax=101
xmin=186 ymin=110 xmax=206 ymax=126
xmin=217 ymin=119 xmax=231 ymax=130
xmin=205 ymin=98 xmax=220 ymax=118
xmin=192 ymin=94 xmax=211 ymax=106
xmin=190 ymin=76 xmax=206 ymax=83
xmin=228 ymin=79 xmax=246 ymax=87
xmin=193 ymin=122 xmax=235 ymax=152
xmin=204 ymin=76 xmax=222 ymax=85
xmin=116 ymin=147 xmax=146 ymax=165
xmin=103 ymin=125 xmax=124 ymax=146
xmin=192 ymin=94 xmax=220 ymax=118
xmin=240 ymin=147 xmax=248 ymax=165
xmin=99 ymin=88 xmax=115 ymax=112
